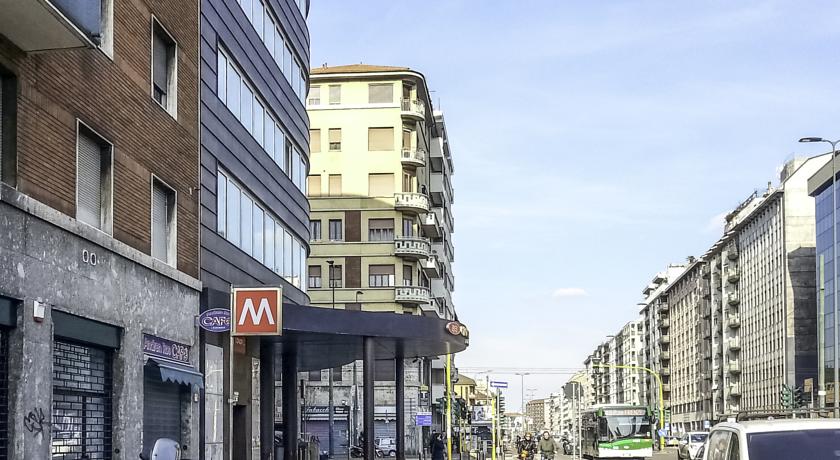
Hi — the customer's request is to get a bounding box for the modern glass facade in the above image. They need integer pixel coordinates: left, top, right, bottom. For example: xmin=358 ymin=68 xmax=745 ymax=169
xmin=815 ymin=179 xmax=838 ymax=403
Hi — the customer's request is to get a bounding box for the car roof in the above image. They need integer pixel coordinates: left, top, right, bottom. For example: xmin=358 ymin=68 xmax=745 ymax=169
xmin=714 ymin=419 xmax=840 ymax=433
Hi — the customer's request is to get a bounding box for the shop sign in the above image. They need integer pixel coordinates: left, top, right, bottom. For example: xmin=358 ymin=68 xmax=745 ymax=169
xmin=232 ymin=287 xmax=282 ymax=336
xmin=143 ymin=334 xmax=190 ymax=365
xmin=446 ymin=321 xmax=469 ymax=338
xmin=304 ymin=406 xmax=350 ymax=415
xmin=198 ymin=308 xmax=231 ymax=332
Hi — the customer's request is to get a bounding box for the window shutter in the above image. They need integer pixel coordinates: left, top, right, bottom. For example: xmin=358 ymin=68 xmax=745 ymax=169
xmin=369 ymin=265 xmax=394 ymax=276
xmin=77 ymin=132 xmax=102 ymax=228
xmin=153 ymin=32 xmax=169 ymax=93
xmin=369 ymin=219 xmax=394 ymax=230
xmin=307 ymin=175 xmax=321 ymax=196
xmin=329 ymin=85 xmax=340 ymax=104
xmin=152 ymin=182 xmax=168 ymax=261
xmin=369 ymin=84 xmax=393 ymax=103
xmin=328 ymin=175 xmax=342 ymax=196
xmin=328 ymin=128 xmax=341 ymax=145
xmin=368 ymin=174 xmax=394 ymax=197
xmin=368 ymin=127 xmax=394 ymax=151
xmin=309 ymin=266 xmax=321 ymax=277
xmin=309 ymin=129 xmax=321 ymax=153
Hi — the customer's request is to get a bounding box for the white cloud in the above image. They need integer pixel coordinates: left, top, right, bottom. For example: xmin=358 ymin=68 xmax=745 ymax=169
xmin=552 ymin=288 xmax=588 ymax=298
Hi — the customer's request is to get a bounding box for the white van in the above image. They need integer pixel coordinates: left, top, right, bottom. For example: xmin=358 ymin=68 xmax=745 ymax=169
xmin=702 ymin=418 xmax=840 ymax=459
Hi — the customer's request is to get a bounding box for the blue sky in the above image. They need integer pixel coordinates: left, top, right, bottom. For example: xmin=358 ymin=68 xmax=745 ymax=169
xmin=309 ymin=0 xmax=840 ymax=410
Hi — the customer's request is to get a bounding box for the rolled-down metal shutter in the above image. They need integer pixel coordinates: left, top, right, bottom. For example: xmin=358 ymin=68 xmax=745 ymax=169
xmin=305 ymin=420 xmax=329 ymax=448
xmin=76 ymin=130 xmax=102 ymax=229
xmin=52 ymin=340 xmax=113 ymax=460
xmin=142 ymin=366 xmax=183 ymax=458
xmin=375 ymin=420 xmax=397 ymax=442
xmin=0 ymin=330 xmax=8 ymax=460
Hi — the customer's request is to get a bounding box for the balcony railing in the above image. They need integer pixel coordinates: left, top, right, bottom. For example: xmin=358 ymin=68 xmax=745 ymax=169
xmin=660 ymin=318 xmax=670 ymax=328
xmin=401 ymin=98 xmax=426 ymax=119
xmin=727 ymin=292 xmax=740 ymax=306
xmin=401 ymin=148 xmax=426 ymax=168
xmin=394 ymin=236 xmax=431 ymax=259
xmin=660 ymin=334 xmax=670 ymax=344
xmin=395 ymin=286 xmax=430 ymax=305
xmin=727 ymin=316 xmax=741 ymax=329
xmin=727 ymin=361 xmax=741 ymax=374
xmin=728 ymin=338 xmax=741 ymax=351
xmin=1 ymin=0 xmax=101 ymax=52
xmin=726 ymin=268 xmax=740 ymax=283
xmin=421 ymin=255 xmax=441 ymax=278
xmin=730 ymin=384 xmax=742 ymax=396
xmin=727 ymin=247 xmax=739 ymax=260
xmin=661 ymin=351 xmax=671 ymax=361
xmin=394 ymin=192 xmax=430 ymax=214
xmin=420 ymin=212 xmax=441 ymax=238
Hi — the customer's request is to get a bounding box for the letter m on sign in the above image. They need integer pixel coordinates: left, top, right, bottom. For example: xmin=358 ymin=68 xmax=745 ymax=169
xmin=232 ymin=287 xmax=283 ymax=336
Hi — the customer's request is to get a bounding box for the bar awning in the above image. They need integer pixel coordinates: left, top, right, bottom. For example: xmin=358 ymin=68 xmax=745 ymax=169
xmin=148 ymin=359 xmax=205 ymax=389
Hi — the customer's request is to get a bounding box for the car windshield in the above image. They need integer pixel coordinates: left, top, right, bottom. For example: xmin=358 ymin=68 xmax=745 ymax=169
xmin=748 ymin=429 xmax=840 ymax=459
xmin=690 ymin=434 xmax=707 ymax=443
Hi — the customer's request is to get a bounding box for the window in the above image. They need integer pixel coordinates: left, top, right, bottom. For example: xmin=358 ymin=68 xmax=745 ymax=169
xmin=369 ymin=83 xmax=393 ymax=103
xmin=76 ymin=123 xmax=113 ymax=233
xmin=369 ymin=219 xmax=394 ymax=241
xmin=308 ymin=86 xmax=321 ymax=105
xmin=217 ymin=171 xmax=308 ymax=290
xmin=402 ymin=171 xmax=415 ymax=193
xmin=328 ymin=128 xmax=341 ymax=151
xmin=216 ymin=47 xmax=306 ymax=193
xmin=307 ymin=175 xmax=321 ymax=197
xmin=403 ymin=265 xmax=413 ymax=286
xmin=369 ymin=265 xmax=395 ymax=287
xmin=152 ymin=19 xmax=177 ymax=116
xmin=368 ymin=173 xmax=394 ymax=197
xmin=707 ymin=431 xmax=731 ymax=460
xmin=403 ymin=218 xmax=414 ymax=237
xmin=332 ymin=366 xmax=343 ymax=382
xmin=151 ymin=177 xmax=177 ymax=265
xmin=328 ymin=85 xmax=341 ymax=104
xmin=309 ymin=220 xmax=321 ymax=240
xmin=329 ymin=265 xmax=342 ymax=288
xmin=329 ymin=219 xmax=343 ymax=241
xmin=0 ymin=73 xmax=16 ymax=186
xmin=308 ymin=265 xmax=322 ymax=288
xmin=368 ymin=127 xmax=394 ymax=151
xmin=309 ymin=129 xmax=321 ymax=153
xmin=402 ymin=129 xmax=412 ymax=149
xmin=308 ymin=370 xmax=321 ymax=381
xmin=328 ymin=175 xmax=342 ymax=197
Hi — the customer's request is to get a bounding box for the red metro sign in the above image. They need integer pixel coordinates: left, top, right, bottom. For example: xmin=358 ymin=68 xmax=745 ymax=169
xmin=231 ymin=287 xmax=283 ymax=336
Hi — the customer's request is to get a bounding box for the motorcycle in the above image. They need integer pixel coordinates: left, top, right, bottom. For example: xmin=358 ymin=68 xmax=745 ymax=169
xmin=561 ymin=439 xmax=573 ymax=455
xmin=350 ymin=445 xmax=384 ymax=458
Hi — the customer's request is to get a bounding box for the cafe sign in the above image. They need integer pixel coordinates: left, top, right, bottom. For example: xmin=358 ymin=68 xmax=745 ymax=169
xmin=446 ymin=321 xmax=469 ymax=338
xmin=199 ymin=308 xmax=232 ymax=333
xmin=143 ymin=334 xmax=190 ymax=365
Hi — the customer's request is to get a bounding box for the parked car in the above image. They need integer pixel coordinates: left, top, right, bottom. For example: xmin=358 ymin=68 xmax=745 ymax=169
xmin=701 ymin=418 xmax=840 ymax=459
xmin=375 ymin=438 xmax=397 ymax=457
xmin=678 ymin=432 xmax=708 ymax=459
xmin=666 ymin=436 xmax=681 ymax=447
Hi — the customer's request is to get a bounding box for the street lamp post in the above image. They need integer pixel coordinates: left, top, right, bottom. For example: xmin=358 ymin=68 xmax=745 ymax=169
xmin=593 ymin=363 xmax=665 ymax=451
xmin=327 ymin=260 xmax=336 ymax=456
xmin=355 ymin=290 xmax=363 ymax=304
xmin=800 ymin=137 xmax=840 ymax=416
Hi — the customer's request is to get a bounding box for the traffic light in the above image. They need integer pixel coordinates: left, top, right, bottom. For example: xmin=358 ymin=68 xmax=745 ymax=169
xmin=793 ymin=387 xmax=805 ymax=409
xmin=779 ymin=385 xmax=792 ymax=409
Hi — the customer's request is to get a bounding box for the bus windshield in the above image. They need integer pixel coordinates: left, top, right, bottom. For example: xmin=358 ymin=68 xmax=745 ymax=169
xmin=599 ymin=415 xmax=650 ymax=440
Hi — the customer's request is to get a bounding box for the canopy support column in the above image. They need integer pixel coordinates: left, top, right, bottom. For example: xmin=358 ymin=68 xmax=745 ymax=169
xmin=364 ymin=337 xmax=376 ymax=460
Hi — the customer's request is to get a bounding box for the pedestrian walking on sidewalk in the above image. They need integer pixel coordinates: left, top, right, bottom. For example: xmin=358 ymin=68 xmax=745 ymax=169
xmin=431 ymin=433 xmax=446 ymax=460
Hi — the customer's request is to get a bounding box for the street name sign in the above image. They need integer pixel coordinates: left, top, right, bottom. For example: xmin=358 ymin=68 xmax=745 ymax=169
xmin=490 ymin=381 xmax=508 ymax=389
xmin=232 ymin=287 xmax=283 ymax=336
xmin=416 ymin=412 xmax=432 ymax=426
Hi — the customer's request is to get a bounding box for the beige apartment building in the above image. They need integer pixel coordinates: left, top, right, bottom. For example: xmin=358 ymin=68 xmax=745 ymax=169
xmin=306 ymin=64 xmax=455 ymax=319
xmin=304 ymin=64 xmax=457 ymax=449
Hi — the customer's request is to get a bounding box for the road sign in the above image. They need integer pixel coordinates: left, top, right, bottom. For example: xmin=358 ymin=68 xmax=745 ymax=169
xmin=416 ymin=412 xmax=432 ymax=426
xmin=232 ymin=287 xmax=283 ymax=336
xmin=490 ymin=381 xmax=508 ymax=389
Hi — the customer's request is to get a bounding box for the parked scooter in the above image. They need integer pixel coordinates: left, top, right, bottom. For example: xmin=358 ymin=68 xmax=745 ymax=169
xmin=349 ymin=445 xmax=384 ymax=458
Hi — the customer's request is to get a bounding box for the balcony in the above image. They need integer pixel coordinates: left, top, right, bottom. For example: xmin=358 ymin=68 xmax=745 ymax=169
xmin=660 ymin=318 xmax=671 ymax=329
xmin=659 ymin=303 xmax=670 ymax=312
xmin=430 ymin=172 xmax=454 ymax=207
xmin=727 ymin=247 xmax=739 ymax=260
xmin=730 ymin=384 xmax=742 ymax=397
xmin=401 ymin=98 xmax=426 ymax=120
xmin=661 ymin=351 xmax=671 ymax=361
xmin=395 ymin=286 xmax=430 ymax=305
xmin=661 ymin=368 xmax=671 ymax=377
xmin=727 ymin=292 xmax=740 ymax=306
xmin=702 ymin=305 xmax=711 ymax=318
xmin=420 ymin=212 xmax=442 ymax=238
xmin=421 ymin=255 xmax=441 ymax=278
xmin=400 ymin=148 xmax=426 ymax=168
xmin=394 ymin=192 xmax=430 ymax=214
xmin=727 ymin=316 xmax=741 ymax=329
xmin=701 ymin=264 xmax=711 ymax=278
xmin=660 ymin=334 xmax=670 ymax=344
xmin=662 ymin=384 xmax=671 ymax=393
xmin=727 ymin=361 xmax=741 ymax=374
xmin=727 ymin=338 xmax=741 ymax=351
xmin=726 ymin=268 xmax=740 ymax=283
xmin=0 ymin=0 xmax=101 ymax=52
xmin=394 ymin=236 xmax=431 ymax=260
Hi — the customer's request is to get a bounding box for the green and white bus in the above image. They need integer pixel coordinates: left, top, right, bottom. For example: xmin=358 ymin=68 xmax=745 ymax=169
xmin=581 ymin=405 xmax=653 ymax=459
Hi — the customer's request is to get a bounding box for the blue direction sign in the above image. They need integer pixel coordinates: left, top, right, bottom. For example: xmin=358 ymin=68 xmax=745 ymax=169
xmin=490 ymin=381 xmax=508 ymax=389
xmin=416 ymin=412 xmax=432 ymax=426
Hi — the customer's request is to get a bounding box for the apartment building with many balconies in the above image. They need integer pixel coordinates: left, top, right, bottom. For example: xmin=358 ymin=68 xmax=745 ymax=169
xmin=615 ymin=319 xmax=646 ymax=405
xmin=659 ymin=259 xmax=713 ymax=433
xmin=0 ymin=1 xmax=202 ymax=457
xmin=304 ymin=64 xmax=457 ymax=450
xmin=703 ymin=156 xmax=827 ymax=417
